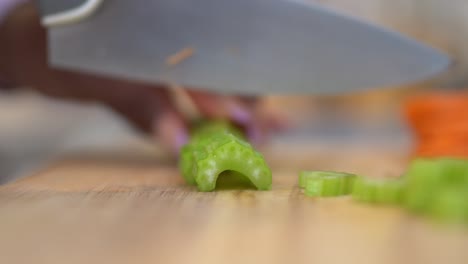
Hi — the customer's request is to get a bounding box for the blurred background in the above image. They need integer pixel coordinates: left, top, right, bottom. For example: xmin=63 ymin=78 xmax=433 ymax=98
xmin=1 ymin=0 xmax=467 ymax=183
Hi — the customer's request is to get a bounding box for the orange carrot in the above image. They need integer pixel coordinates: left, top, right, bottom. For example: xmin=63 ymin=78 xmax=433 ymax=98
xmin=403 ymin=90 xmax=468 ymax=159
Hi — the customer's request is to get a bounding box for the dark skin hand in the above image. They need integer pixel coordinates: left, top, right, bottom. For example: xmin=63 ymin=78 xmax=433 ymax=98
xmin=0 ymin=2 xmax=286 ymax=157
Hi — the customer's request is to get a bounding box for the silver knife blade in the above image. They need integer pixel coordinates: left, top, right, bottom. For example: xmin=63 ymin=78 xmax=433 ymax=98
xmin=42 ymin=0 xmax=450 ymax=95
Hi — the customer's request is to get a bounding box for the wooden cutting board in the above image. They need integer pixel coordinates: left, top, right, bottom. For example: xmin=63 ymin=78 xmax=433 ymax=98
xmin=0 ymin=145 xmax=466 ymax=264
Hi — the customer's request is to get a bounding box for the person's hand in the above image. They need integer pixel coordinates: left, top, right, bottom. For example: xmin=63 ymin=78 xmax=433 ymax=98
xmin=0 ymin=2 xmax=287 ymax=156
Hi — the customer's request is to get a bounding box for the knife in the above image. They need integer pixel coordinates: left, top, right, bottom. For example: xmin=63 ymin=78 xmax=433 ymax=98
xmin=36 ymin=0 xmax=451 ymax=95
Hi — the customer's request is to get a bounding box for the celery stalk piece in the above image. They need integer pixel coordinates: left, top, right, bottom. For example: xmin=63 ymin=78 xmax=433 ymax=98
xmin=352 ymin=177 xmax=379 ymax=203
xmin=429 ymin=187 xmax=468 ymax=225
xmin=404 ymin=158 xmax=445 ymax=213
xmin=375 ymin=179 xmax=406 ymax=205
xmin=403 ymin=158 xmax=468 ymax=213
xmin=179 ymin=121 xmax=272 ymax=192
xmin=301 ymin=171 xmax=356 ymax=197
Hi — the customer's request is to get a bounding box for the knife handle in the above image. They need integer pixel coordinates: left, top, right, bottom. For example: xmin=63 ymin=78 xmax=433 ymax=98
xmin=37 ymin=0 xmax=102 ymax=27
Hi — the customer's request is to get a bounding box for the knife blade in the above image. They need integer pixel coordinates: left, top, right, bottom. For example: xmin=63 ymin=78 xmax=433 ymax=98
xmin=38 ymin=0 xmax=451 ymax=95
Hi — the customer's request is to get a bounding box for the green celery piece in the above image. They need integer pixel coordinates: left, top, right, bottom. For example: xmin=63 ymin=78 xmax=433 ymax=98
xmin=404 ymin=158 xmax=445 ymax=213
xmin=299 ymin=171 xmax=355 ymax=191
xmin=342 ymin=173 xmax=358 ymax=194
xmin=301 ymin=171 xmax=356 ymax=197
xmin=403 ymin=158 xmax=468 ymax=214
xmin=352 ymin=177 xmax=406 ymax=205
xmin=299 ymin=171 xmax=320 ymax=188
xmin=375 ymin=179 xmax=406 ymax=205
xmin=305 ymin=177 xmax=341 ymax=197
xmin=305 ymin=178 xmax=325 ymax=197
xmin=352 ymin=177 xmax=379 ymax=203
xmin=429 ymin=187 xmax=468 ymax=225
xmin=437 ymin=158 xmax=468 ymax=186
xmin=348 ymin=158 xmax=468 ymax=226
xmin=178 ymin=121 xmax=272 ymax=192
xmin=194 ymin=140 xmax=271 ymax=191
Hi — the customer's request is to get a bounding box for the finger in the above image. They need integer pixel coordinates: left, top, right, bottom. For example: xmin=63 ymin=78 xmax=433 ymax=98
xmin=221 ymin=97 xmax=270 ymax=145
xmin=99 ymin=82 xmax=190 ymax=157
xmin=188 ymin=89 xmax=288 ymax=143
xmin=186 ymin=89 xmax=293 ymax=147
xmin=153 ymin=109 xmax=189 ymax=157
xmin=258 ymin=105 xmax=291 ymax=131
xmin=185 ymin=90 xmax=226 ymax=118
xmin=233 ymin=96 xmax=290 ymax=131
xmin=254 ymin=97 xmax=292 ymax=131
xmin=150 ymin=90 xmax=189 ymax=157
xmin=237 ymin=95 xmax=258 ymax=107
xmin=222 ymin=96 xmax=254 ymax=126
xmin=187 ymin=89 xmax=255 ymax=126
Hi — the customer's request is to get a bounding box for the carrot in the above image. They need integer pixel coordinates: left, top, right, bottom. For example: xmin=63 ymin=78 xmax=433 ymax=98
xmin=403 ymin=90 xmax=468 ymax=159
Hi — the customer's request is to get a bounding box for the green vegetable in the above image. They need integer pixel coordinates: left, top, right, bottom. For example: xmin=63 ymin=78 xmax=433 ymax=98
xmin=298 ymin=158 xmax=468 ymax=226
xmin=429 ymin=187 xmax=468 ymax=224
xmin=300 ymin=171 xmax=356 ymax=197
xmin=299 ymin=171 xmax=318 ymax=189
xmin=179 ymin=120 xmax=272 ymax=192
xmin=352 ymin=176 xmax=406 ymax=205
xmin=403 ymin=158 xmax=468 ymax=213
xmin=375 ymin=179 xmax=405 ymax=205
xmin=352 ymin=176 xmax=378 ymax=203
xmin=349 ymin=157 xmax=468 ymax=225
xmin=305 ymin=176 xmax=338 ymax=197
xmin=404 ymin=158 xmax=446 ymax=212
xmin=342 ymin=173 xmax=358 ymax=194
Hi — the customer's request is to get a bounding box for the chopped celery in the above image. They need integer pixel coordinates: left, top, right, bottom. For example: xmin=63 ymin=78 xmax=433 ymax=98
xmin=342 ymin=173 xmax=358 ymax=194
xmin=437 ymin=158 xmax=468 ymax=186
xmin=404 ymin=158 xmax=447 ymax=212
xmin=352 ymin=158 xmax=468 ymax=225
xmin=429 ymin=187 xmax=468 ymax=225
xmin=300 ymin=171 xmax=356 ymax=197
xmin=301 ymin=158 xmax=468 ymax=226
xmin=299 ymin=171 xmax=320 ymax=188
xmin=375 ymin=179 xmax=405 ymax=205
xmin=179 ymin=121 xmax=272 ymax=192
xmin=403 ymin=158 xmax=468 ymax=213
xmin=305 ymin=178 xmax=324 ymax=197
xmin=352 ymin=177 xmax=378 ymax=203
xmin=352 ymin=177 xmax=405 ymax=205
xmin=308 ymin=176 xmax=340 ymax=197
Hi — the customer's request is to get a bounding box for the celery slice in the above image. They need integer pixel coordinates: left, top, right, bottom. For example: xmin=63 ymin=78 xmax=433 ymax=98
xmin=429 ymin=187 xmax=468 ymax=224
xmin=352 ymin=177 xmax=378 ymax=203
xmin=301 ymin=171 xmax=356 ymax=197
xmin=404 ymin=158 xmax=468 ymax=213
xmin=375 ymin=179 xmax=405 ymax=205
xmin=179 ymin=121 xmax=272 ymax=192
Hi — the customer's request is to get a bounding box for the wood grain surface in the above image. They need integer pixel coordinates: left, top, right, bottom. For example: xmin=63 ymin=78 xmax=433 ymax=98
xmin=0 ymin=145 xmax=467 ymax=264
